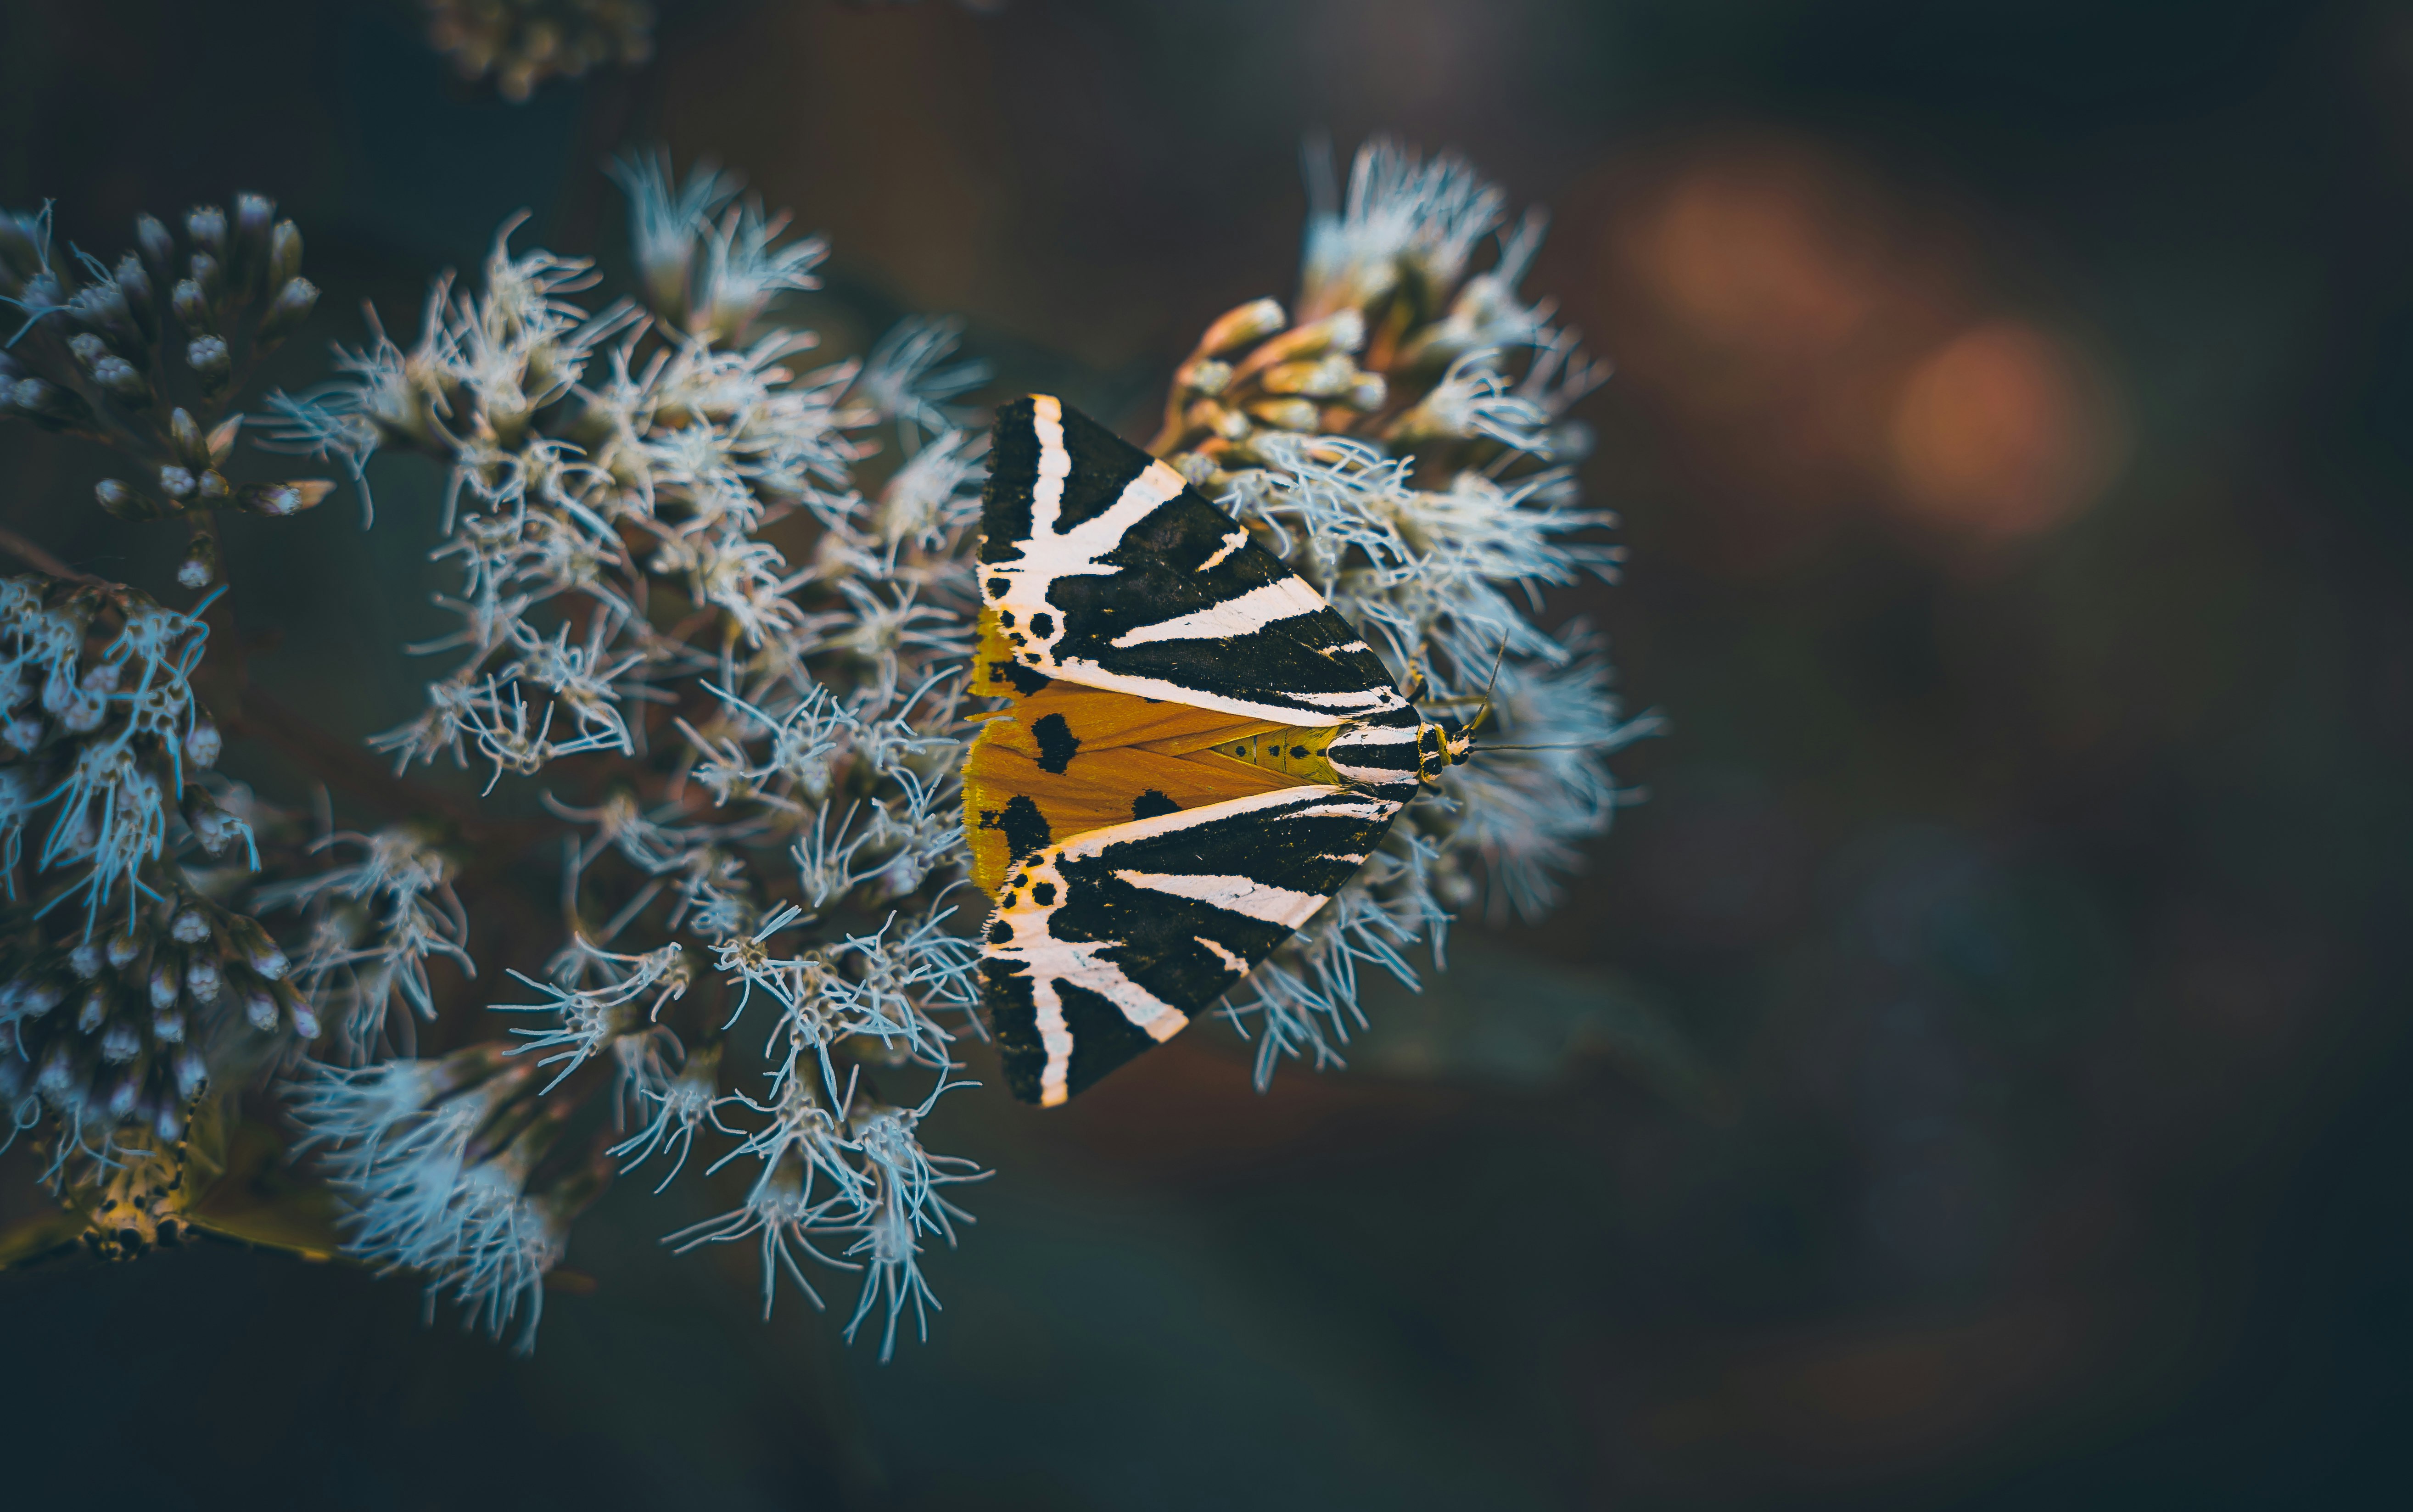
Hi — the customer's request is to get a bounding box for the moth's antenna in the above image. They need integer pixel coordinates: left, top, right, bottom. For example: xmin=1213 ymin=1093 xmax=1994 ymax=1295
xmin=1466 ymin=640 xmax=1511 ymax=738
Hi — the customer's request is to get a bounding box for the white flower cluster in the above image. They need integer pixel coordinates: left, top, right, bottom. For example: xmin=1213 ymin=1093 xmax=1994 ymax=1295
xmin=1155 ymin=138 xmax=1654 ymax=1086
xmin=264 ymin=157 xmax=993 ymax=1352
xmin=0 ymin=188 xmax=354 ymax=1223
xmin=255 ymin=825 xmax=469 ymax=1057
xmin=286 ymin=1048 xmax=566 ymax=1353
xmin=0 ymin=577 xmax=302 ymax=1178
xmin=0 ymin=578 xmax=234 ymax=932
xmin=265 ymin=136 xmax=1645 ymax=1355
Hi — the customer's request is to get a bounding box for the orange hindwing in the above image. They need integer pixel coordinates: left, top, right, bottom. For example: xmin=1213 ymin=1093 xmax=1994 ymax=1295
xmin=962 ymin=620 xmax=1322 ymax=896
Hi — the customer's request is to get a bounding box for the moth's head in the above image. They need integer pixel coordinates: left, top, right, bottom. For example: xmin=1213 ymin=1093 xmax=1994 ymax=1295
xmin=1415 ymin=718 xmax=1475 ymax=784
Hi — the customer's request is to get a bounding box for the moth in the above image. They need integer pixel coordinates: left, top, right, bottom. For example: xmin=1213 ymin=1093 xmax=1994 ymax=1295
xmin=963 ymin=395 xmax=1471 ymax=1106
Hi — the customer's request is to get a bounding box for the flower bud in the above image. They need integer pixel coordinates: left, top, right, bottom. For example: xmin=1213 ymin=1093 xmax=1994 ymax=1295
xmin=1245 ymin=398 xmax=1321 ymax=431
xmin=1238 ymin=308 xmax=1366 ymax=375
xmin=135 ymin=213 xmax=176 ymax=282
xmin=116 ymin=253 xmax=158 ymax=342
xmin=229 ymin=919 xmax=288 ymax=981
xmin=1183 ymin=398 xmax=1245 ymax=441
xmin=95 ymin=478 xmax=163 ymax=520
xmin=150 ymin=962 xmax=180 ymax=1012
xmin=157 ymin=465 xmax=196 ymax=502
xmin=16 ymin=271 xmax=67 ymax=335
xmin=186 ymin=204 xmax=228 ymax=258
xmin=1260 ymin=356 xmax=1357 ymax=398
xmin=187 ymin=335 xmax=233 ymax=396
xmin=205 ymin=414 xmax=242 ymax=465
xmin=174 ymin=1050 xmax=207 ymax=1100
xmin=1178 ymin=358 xmax=1233 ymax=397
xmin=8 ymin=375 xmax=95 ymax=430
xmin=39 ymin=1047 xmax=77 ymax=1092
xmin=189 ymin=807 xmax=231 ymax=852
xmin=230 ymin=194 xmax=274 ymax=298
xmin=171 ymin=277 xmax=213 ymax=335
xmin=168 ymin=406 xmax=207 ymax=467
xmin=67 ymin=278 xmax=136 ymax=344
xmin=101 ymin=1021 xmax=142 ymax=1063
xmin=194 ymin=470 xmax=231 ymax=506
xmin=92 ymin=356 xmax=150 ymax=406
xmin=175 ymin=531 xmax=220 ymax=590
xmin=1198 ymin=297 xmax=1287 ymax=358
xmin=170 ymin=909 xmax=211 ymax=945
xmin=236 ymin=479 xmax=334 ymax=517
xmin=188 ymin=250 xmax=224 ymax=304
xmin=185 ymin=958 xmax=221 ymax=1005
xmin=268 ymin=219 xmax=303 ymax=292
xmin=253 ymin=276 xmax=319 ymax=352
xmin=243 ymin=986 xmax=277 ymax=1032
xmin=185 ymin=716 xmax=221 ymax=770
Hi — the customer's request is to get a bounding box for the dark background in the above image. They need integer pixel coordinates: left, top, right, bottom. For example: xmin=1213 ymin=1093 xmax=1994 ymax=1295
xmin=3 ymin=0 xmax=2410 ymax=1507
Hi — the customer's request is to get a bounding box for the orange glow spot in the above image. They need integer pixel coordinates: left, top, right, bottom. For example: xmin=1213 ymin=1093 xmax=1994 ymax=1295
xmin=1635 ymin=168 xmax=1881 ymax=356
xmin=1887 ymin=322 xmax=2121 ymax=541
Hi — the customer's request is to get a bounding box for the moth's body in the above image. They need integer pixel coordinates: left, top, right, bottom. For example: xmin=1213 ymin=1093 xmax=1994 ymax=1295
xmin=964 ymin=395 xmax=1467 ymax=1106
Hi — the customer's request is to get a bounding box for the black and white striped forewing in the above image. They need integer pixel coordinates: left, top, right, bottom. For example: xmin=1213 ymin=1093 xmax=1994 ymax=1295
xmin=980 ymin=784 xmax=1404 ymax=1105
xmin=979 ymin=396 xmax=1412 ymax=726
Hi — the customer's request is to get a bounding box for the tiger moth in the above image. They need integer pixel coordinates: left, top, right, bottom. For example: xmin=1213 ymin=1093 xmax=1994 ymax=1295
xmin=963 ymin=395 xmax=1471 ymax=1106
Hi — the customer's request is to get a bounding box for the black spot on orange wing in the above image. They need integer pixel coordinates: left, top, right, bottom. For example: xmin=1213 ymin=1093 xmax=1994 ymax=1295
xmin=980 ymin=794 xmax=1050 ymax=861
xmin=1032 ymin=712 xmax=1081 ymax=774
xmin=1032 ymin=882 xmax=1057 ymax=906
xmin=991 ymin=660 xmax=1048 ymax=696
xmin=1132 ymin=789 xmax=1179 ymax=820
xmin=1030 ymin=612 xmax=1055 ymax=639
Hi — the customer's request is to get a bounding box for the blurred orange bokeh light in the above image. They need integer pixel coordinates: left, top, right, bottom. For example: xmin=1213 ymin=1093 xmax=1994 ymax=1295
xmin=1590 ymin=135 xmax=2126 ymax=555
xmin=1888 ymin=321 xmax=2124 ymax=542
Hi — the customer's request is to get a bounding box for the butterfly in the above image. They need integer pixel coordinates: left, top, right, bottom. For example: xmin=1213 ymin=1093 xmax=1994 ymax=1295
xmin=962 ymin=395 xmax=1471 ymax=1105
